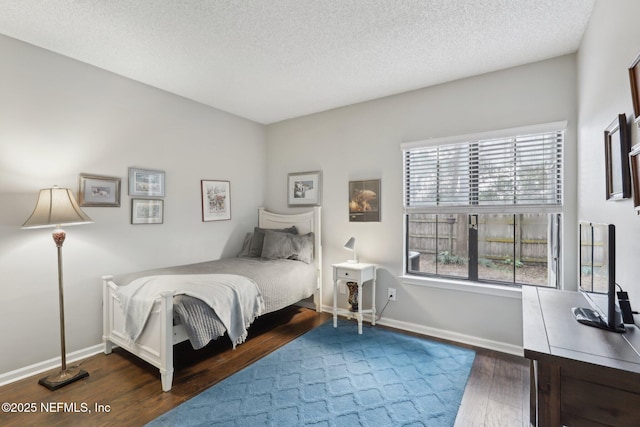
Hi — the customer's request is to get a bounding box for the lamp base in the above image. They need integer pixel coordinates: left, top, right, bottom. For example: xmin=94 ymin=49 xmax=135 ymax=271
xmin=347 ymin=259 xmax=358 ymax=264
xmin=38 ymin=368 xmax=89 ymax=391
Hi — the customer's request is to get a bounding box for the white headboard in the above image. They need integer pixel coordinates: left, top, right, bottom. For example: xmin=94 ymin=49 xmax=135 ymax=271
xmin=258 ymin=206 xmax=322 ymax=311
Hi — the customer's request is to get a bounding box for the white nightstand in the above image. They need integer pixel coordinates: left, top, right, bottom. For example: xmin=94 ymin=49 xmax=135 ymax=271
xmin=332 ymin=262 xmax=377 ymax=334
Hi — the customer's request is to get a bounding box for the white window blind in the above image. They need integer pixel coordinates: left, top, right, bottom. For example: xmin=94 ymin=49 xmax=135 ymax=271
xmin=403 ymin=123 xmax=565 ymax=214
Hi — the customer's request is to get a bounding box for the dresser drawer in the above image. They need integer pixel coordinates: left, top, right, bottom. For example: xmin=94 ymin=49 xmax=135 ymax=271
xmin=335 ymin=268 xmax=361 ymax=281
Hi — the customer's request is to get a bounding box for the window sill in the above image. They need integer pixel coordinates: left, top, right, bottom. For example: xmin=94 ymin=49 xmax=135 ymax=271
xmin=399 ymin=275 xmax=523 ymax=299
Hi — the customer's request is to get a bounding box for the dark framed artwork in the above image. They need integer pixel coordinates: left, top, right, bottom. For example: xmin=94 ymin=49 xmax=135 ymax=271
xmin=604 ymin=113 xmax=631 ymax=200
xmin=349 ymin=179 xmax=380 ymax=222
xmin=630 ymin=145 xmax=640 ymax=214
xmin=629 ymin=52 xmax=640 ymax=125
xmin=201 ymin=180 xmax=231 ymax=221
xmin=78 ymin=173 xmax=121 ymax=207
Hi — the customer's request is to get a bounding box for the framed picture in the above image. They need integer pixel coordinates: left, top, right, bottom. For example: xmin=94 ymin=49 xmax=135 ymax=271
xmin=604 ymin=114 xmax=631 ymax=200
xmin=128 ymin=167 xmax=165 ymax=197
xmin=78 ymin=174 xmax=121 ymax=207
xmin=629 ymin=52 xmax=640 ymax=125
xmin=288 ymin=171 xmax=322 ymax=206
xmin=630 ymin=145 xmax=640 ymax=214
xmin=131 ymin=199 xmax=164 ymax=224
xmin=201 ymin=180 xmax=231 ymax=221
xmin=349 ymin=179 xmax=380 ymax=222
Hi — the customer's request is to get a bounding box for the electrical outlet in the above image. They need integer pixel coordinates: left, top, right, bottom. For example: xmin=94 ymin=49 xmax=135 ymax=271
xmin=339 ymin=283 xmax=346 ymax=295
xmin=388 ymin=287 xmax=396 ymax=301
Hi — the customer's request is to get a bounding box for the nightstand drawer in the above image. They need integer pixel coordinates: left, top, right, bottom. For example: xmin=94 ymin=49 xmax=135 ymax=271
xmin=335 ymin=268 xmax=361 ymax=281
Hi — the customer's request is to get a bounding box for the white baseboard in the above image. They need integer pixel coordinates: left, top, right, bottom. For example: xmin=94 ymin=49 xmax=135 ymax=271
xmin=322 ymin=304 xmax=523 ymax=356
xmin=375 ymin=317 xmax=523 ymax=356
xmin=0 ymin=344 xmax=103 ymax=388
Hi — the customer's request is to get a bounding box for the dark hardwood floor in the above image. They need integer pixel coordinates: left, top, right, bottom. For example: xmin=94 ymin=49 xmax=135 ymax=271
xmin=0 ymin=307 xmax=529 ymax=426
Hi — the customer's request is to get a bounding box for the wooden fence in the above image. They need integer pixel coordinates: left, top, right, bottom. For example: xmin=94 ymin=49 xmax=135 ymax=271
xmin=408 ymin=213 xmax=548 ymax=264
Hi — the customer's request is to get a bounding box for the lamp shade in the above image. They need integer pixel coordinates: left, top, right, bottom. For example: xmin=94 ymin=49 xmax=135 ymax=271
xmin=22 ymin=186 xmax=93 ymax=229
xmin=344 ymin=236 xmax=358 ymax=263
xmin=344 ymin=237 xmax=356 ymax=251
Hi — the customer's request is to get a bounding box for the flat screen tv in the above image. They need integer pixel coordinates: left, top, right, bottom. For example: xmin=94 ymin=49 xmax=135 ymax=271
xmin=573 ymin=221 xmax=625 ymax=333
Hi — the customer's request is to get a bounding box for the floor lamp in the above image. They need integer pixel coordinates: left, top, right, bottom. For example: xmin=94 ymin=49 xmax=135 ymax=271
xmin=22 ymin=186 xmax=93 ymax=390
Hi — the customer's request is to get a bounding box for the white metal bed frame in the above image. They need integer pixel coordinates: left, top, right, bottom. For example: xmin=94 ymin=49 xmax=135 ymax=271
xmin=102 ymin=207 xmax=322 ymax=392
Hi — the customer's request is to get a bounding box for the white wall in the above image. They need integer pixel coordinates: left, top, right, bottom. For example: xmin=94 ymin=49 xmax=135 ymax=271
xmin=0 ymin=35 xmax=266 ymax=375
xmin=577 ymin=0 xmax=640 ymax=314
xmin=266 ymin=54 xmax=578 ymax=350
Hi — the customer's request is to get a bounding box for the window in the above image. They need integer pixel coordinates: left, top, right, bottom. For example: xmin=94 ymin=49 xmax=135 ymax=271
xmin=403 ymin=122 xmax=565 ymax=287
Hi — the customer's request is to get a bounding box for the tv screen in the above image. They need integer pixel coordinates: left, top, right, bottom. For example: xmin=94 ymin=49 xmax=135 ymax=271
xmin=574 ymin=221 xmax=624 ymax=332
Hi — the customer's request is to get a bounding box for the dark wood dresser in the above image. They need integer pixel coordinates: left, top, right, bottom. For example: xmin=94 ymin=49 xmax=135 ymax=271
xmin=523 ymin=286 xmax=640 ymax=426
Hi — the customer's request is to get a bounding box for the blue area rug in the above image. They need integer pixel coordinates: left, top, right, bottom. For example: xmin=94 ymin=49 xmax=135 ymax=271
xmin=147 ymin=320 xmax=475 ymax=427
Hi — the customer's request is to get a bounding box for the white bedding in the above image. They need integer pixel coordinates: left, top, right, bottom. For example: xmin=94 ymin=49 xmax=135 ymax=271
xmin=117 ymin=273 xmax=264 ymax=348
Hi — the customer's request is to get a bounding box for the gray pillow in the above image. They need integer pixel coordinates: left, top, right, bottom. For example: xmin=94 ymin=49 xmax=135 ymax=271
xmin=248 ymin=226 xmax=298 ymax=257
xmin=261 ymin=230 xmax=314 ymax=263
xmin=237 ymin=232 xmax=254 ymax=257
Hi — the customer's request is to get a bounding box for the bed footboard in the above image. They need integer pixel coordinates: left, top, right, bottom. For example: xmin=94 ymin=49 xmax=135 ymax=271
xmin=102 ymin=275 xmax=179 ymax=392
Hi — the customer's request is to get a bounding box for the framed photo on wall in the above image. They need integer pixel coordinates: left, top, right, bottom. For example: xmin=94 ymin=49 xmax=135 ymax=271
xmin=349 ymin=179 xmax=380 ymax=222
xmin=131 ymin=199 xmax=164 ymax=224
xmin=288 ymin=171 xmax=322 ymax=206
xmin=629 ymin=145 xmax=640 ymax=214
xmin=629 ymin=52 xmax=640 ymax=125
xmin=78 ymin=173 xmax=121 ymax=207
xmin=604 ymin=114 xmax=631 ymax=200
xmin=128 ymin=167 xmax=165 ymax=197
xmin=201 ymin=180 xmax=231 ymax=221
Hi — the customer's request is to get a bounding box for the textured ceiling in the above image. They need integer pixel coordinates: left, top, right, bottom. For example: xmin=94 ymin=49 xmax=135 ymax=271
xmin=0 ymin=0 xmax=594 ymax=124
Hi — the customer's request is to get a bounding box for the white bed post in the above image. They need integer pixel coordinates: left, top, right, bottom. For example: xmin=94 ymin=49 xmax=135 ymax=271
xmin=313 ymin=206 xmax=322 ymax=312
xmin=159 ymin=291 xmax=174 ymax=392
xmin=102 ymin=275 xmax=114 ymax=354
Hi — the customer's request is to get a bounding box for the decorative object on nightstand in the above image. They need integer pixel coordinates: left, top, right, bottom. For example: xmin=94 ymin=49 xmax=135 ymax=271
xmin=22 ymin=186 xmax=93 ymax=390
xmin=346 ymin=282 xmax=359 ymax=311
xmin=343 ymin=236 xmax=357 ymax=263
xmin=332 ymin=262 xmax=376 ymax=334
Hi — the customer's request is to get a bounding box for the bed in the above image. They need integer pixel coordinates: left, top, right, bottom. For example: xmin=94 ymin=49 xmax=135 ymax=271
xmin=101 ymin=207 xmax=322 ymax=391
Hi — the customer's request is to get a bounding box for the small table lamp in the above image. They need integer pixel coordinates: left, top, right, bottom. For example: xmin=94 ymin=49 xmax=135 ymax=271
xmin=22 ymin=186 xmax=93 ymax=390
xmin=344 ymin=237 xmax=358 ymax=263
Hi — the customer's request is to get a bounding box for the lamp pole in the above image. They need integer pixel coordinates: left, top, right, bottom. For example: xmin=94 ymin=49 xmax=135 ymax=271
xmin=53 ymin=227 xmax=68 ymax=372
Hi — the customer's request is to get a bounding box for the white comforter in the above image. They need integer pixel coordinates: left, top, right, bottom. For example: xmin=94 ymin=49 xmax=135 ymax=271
xmin=116 ymin=273 xmax=265 ymax=348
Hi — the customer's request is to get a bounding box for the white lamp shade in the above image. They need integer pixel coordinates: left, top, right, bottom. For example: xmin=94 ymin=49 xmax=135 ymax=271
xmin=344 ymin=236 xmax=358 ymax=263
xmin=22 ymin=186 xmax=93 ymax=229
xmin=344 ymin=237 xmax=356 ymax=251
